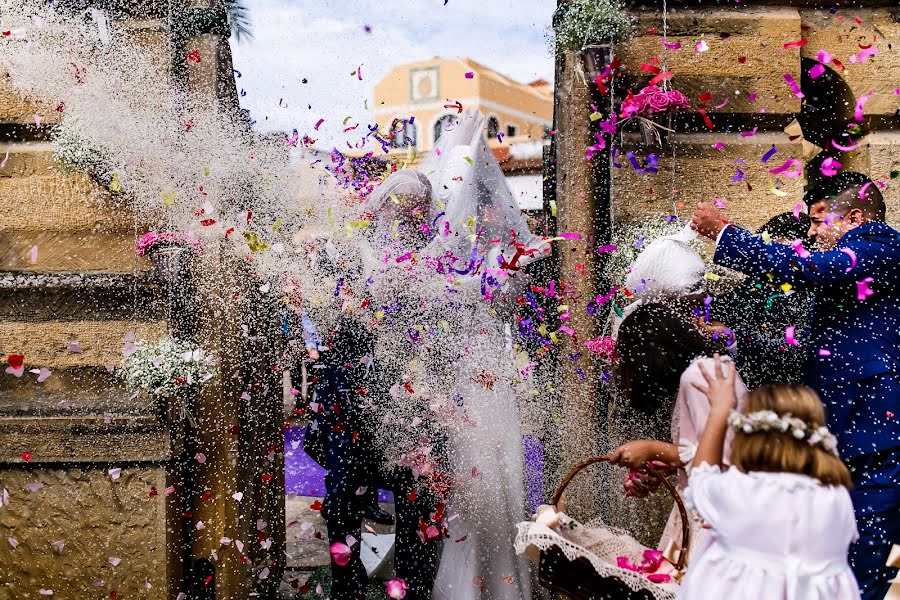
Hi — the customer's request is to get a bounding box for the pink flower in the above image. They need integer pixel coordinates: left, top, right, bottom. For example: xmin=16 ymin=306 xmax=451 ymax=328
xmin=666 ymin=90 xmax=690 ymax=110
xmin=136 ymin=231 xmax=203 ymax=257
xmin=385 ymin=578 xmax=409 ymax=599
xmin=329 ymin=542 xmax=353 ymax=567
xmin=646 ymin=91 xmax=670 ymax=112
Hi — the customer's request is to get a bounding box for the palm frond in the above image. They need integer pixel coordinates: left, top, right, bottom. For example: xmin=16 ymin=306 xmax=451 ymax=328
xmin=224 ymin=0 xmax=253 ymax=43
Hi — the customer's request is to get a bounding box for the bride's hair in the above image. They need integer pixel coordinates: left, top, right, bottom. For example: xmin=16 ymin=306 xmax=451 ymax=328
xmin=614 ymin=302 xmax=718 ymax=412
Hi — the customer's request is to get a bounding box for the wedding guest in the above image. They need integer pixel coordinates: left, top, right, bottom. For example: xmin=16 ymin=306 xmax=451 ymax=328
xmin=678 ymin=362 xmax=859 ymax=600
xmin=610 ymin=304 xmax=749 ymax=559
xmin=706 ymin=212 xmax=814 ymax=389
xmin=691 ymin=172 xmax=899 ymax=598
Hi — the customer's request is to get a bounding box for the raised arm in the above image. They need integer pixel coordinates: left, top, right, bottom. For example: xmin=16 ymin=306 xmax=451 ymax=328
xmin=689 ymin=355 xmax=737 ymax=468
xmin=714 ymin=225 xmax=867 ymax=288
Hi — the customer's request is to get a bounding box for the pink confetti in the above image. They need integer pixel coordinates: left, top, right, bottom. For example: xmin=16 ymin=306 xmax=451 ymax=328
xmin=386 ymin=578 xmax=409 ymax=599
xmin=791 ymin=239 xmax=810 ymax=258
xmin=661 ymin=39 xmax=682 ymax=50
xmin=712 ymin=141 xmax=724 ymax=150
xmin=0 ymin=151 xmax=8 ymax=168
xmin=809 ymin=63 xmax=825 ymax=79
xmin=832 ymin=138 xmax=859 ymax=152
xmin=7 ymin=537 xmax=18 ymax=549
xmin=25 ymin=482 xmax=43 ymax=493
xmin=108 ymin=556 xmax=121 ymax=567
xmin=464 ymin=72 xmax=474 ymax=79
xmin=713 ymin=198 xmax=727 ymax=208
xmin=857 ymin=277 xmax=874 ymax=301
xmin=855 ymin=90 xmax=873 ymax=122
xmin=330 ymin=542 xmax=353 ymax=566
xmin=30 ymin=245 xmax=38 ymax=264
xmin=858 ymin=46 xmax=879 ymax=63
xmin=558 ymin=232 xmax=582 ymax=240
xmin=839 ymin=248 xmax=858 ymax=272
xmin=783 ymin=73 xmax=804 ymax=99
xmin=768 ymin=158 xmax=797 ymax=175
xmin=52 ymin=540 xmax=65 ymax=553
xmin=859 ymin=181 xmax=874 ymax=199
xmin=357 ymin=65 xmax=363 ymax=81
xmin=817 ymin=50 xmax=833 ymax=64
xmin=785 ymin=326 xmax=798 ymax=346
xmin=596 ymin=245 xmax=616 ymax=254
xmin=314 ymin=119 xmax=324 ymax=130
xmin=793 ymin=203 xmax=804 ymax=220
xmin=820 ymin=157 xmax=841 ymax=177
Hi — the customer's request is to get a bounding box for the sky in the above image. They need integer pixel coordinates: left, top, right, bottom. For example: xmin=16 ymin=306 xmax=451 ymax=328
xmin=229 ymin=0 xmax=555 ymax=149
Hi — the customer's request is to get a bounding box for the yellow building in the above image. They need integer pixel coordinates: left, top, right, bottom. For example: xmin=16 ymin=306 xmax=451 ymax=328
xmin=372 ymin=58 xmax=553 ymax=213
xmin=373 ymin=57 xmax=553 ymax=155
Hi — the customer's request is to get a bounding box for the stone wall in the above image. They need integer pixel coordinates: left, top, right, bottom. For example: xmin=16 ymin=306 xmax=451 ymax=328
xmin=611 ymin=5 xmax=900 ymax=230
xmin=0 ymin=13 xmax=174 ymax=600
xmin=0 ymin=465 xmax=168 ymax=600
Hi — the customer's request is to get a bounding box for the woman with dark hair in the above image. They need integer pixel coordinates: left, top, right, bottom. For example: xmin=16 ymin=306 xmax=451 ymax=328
xmin=609 ymin=302 xmax=750 ymax=559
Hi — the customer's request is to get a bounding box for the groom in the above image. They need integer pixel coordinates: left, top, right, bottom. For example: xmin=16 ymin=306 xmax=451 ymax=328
xmin=691 ymin=172 xmax=900 ymax=599
xmin=316 ymin=170 xmax=440 ymax=600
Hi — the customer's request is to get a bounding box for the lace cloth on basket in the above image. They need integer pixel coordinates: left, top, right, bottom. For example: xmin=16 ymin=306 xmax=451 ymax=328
xmin=515 ymin=513 xmax=679 ymax=600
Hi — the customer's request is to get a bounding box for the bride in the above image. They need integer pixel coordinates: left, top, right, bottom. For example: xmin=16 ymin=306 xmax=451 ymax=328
xmin=419 ymin=110 xmax=549 ymax=599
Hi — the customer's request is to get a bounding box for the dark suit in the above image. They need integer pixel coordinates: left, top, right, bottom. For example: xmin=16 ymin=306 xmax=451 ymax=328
xmin=711 ymin=275 xmax=813 ymax=390
xmin=715 ymin=222 xmax=900 ymax=598
xmin=311 ymin=316 xmax=439 ymax=600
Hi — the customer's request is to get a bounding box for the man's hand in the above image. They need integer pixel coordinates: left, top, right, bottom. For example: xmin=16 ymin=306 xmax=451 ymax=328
xmin=306 ymin=348 xmax=320 ymax=361
xmin=691 ymin=202 xmax=728 ymax=240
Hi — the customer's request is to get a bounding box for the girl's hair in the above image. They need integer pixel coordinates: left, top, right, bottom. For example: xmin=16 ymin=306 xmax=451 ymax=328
xmin=730 ymin=385 xmax=852 ymax=489
xmin=614 ymin=302 xmax=718 ymax=412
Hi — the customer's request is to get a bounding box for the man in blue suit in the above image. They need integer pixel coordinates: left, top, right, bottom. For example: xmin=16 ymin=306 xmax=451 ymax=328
xmin=691 ymin=172 xmax=899 ymax=599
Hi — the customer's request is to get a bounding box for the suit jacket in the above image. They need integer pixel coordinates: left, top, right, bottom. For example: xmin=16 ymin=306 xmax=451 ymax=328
xmin=715 ymin=222 xmax=900 ymax=457
xmin=711 ymin=276 xmax=812 ymax=389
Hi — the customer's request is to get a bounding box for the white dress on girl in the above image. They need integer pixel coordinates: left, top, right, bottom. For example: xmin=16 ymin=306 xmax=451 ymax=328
xmin=678 ymin=464 xmax=860 ymax=600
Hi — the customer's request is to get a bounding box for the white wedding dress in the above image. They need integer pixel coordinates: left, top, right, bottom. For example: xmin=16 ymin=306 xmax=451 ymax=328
xmin=421 ymin=110 xmax=547 ymax=600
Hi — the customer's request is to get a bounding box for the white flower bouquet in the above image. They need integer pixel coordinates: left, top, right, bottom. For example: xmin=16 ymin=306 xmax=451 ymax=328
xmin=118 ymin=337 xmax=216 ymax=420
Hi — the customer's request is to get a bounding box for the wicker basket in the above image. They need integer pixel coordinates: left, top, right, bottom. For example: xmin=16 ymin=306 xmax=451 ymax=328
xmin=537 ymin=456 xmax=690 ymax=600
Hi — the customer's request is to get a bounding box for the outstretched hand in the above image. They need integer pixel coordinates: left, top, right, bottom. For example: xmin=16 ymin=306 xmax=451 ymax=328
xmin=690 ymin=202 xmax=729 ymax=240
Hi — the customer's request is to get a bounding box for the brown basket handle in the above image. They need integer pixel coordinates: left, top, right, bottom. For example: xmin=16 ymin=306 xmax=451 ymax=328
xmin=550 ymin=455 xmax=691 ymax=572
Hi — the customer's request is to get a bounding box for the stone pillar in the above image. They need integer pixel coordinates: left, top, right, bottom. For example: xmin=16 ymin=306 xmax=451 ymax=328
xmin=551 ymin=0 xmax=608 ymax=517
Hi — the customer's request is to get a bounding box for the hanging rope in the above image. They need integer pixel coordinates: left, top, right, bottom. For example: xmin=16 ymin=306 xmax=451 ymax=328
xmin=661 ymin=0 xmax=678 ymax=217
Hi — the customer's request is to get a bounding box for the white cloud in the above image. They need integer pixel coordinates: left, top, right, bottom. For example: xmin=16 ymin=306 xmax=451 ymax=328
xmin=230 ymin=0 xmax=555 ymax=148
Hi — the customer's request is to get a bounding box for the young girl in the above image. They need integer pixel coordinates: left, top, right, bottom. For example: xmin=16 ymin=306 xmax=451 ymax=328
xmin=678 ymin=356 xmax=860 ymax=599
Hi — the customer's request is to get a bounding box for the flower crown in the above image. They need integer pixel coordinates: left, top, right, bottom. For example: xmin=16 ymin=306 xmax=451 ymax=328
xmin=728 ymin=410 xmax=839 ymax=456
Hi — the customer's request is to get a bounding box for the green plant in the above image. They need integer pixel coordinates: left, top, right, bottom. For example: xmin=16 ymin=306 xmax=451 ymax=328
xmin=50 ymin=120 xmax=108 ymax=176
xmin=549 ymin=0 xmax=634 ymax=53
xmin=224 ymin=0 xmax=252 ymax=42
xmin=118 ymin=337 xmax=215 ymax=400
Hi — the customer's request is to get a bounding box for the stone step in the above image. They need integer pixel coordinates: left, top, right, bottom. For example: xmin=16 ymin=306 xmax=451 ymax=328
xmin=0 ymin=318 xmax=167 ymax=369
xmin=0 ymin=271 xmax=163 ymax=321
xmin=0 ymin=230 xmax=151 ymax=272
xmin=0 ymin=67 xmax=59 ymax=126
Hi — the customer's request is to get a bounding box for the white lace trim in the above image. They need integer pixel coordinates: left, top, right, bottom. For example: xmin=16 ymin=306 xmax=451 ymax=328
xmin=515 ymin=514 xmax=678 ymax=600
xmin=678 ymin=440 xmax=697 ymax=474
